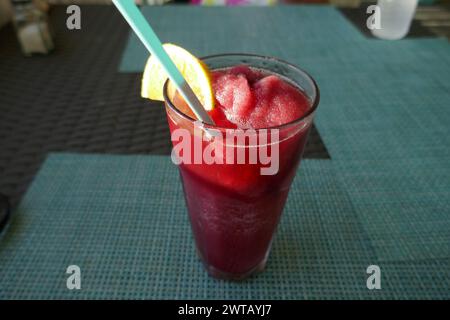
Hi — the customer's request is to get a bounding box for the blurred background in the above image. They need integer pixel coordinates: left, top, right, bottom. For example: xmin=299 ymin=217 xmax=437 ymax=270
xmin=1 ymin=0 xmax=450 ymax=42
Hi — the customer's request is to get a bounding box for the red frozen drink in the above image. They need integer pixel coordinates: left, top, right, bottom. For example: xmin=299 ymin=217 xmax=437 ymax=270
xmin=164 ymin=54 xmax=319 ymax=280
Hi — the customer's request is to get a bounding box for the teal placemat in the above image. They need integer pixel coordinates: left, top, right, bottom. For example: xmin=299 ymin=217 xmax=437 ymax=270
xmin=119 ymin=5 xmax=366 ymax=72
xmin=334 ymin=157 xmax=450 ymax=262
xmin=116 ymin=5 xmax=450 ymax=263
xmin=311 ymin=38 xmax=450 ymax=162
xmin=1 ymin=153 xmax=448 ymax=299
xmin=308 ymin=38 xmax=450 ymax=261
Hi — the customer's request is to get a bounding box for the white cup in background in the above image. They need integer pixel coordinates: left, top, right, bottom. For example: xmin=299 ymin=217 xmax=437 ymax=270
xmin=372 ymin=0 xmax=419 ymax=40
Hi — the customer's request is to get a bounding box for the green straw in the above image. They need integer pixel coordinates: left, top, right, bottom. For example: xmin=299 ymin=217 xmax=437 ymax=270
xmin=112 ymin=0 xmax=215 ymax=125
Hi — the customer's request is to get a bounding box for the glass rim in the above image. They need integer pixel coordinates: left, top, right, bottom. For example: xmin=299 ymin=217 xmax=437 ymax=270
xmin=163 ymin=53 xmax=320 ymax=131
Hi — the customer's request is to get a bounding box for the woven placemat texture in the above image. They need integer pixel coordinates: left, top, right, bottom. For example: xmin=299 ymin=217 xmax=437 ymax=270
xmin=119 ymin=5 xmax=366 ymax=72
xmin=1 ymin=153 xmax=448 ymax=299
xmin=334 ymin=157 xmax=450 ymax=262
xmin=312 ymin=38 xmax=450 ymax=162
xmin=119 ymin=5 xmax=450 ymax=263
xmin=310 ymin=38 xmax=450 ymax=261
xmin=306 ymin=31 xmax=450 ymax=262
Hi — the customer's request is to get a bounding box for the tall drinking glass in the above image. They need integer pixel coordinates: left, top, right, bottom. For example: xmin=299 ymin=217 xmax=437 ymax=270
xmin=164 ymin=54 xmax=320 ymax=280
